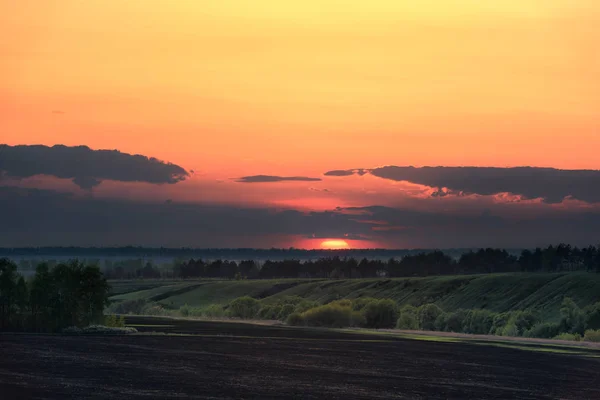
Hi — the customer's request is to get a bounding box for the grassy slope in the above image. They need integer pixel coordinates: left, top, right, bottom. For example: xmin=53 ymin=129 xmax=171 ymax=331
xmin=109 ymin=273 xmax=600 ymax=319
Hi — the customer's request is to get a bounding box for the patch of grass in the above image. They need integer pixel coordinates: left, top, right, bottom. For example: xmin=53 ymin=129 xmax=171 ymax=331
xmin=62 ymin=325 xmax=138 ymax=335
xmin=126 ymin=324 xmax=175 ymax=328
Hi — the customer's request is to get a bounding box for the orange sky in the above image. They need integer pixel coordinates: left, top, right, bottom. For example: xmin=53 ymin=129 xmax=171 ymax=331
xmin=1 ymin=1 xmax=600 ymax=248
xmin=2 ymin=0 xmax=599 ymax=174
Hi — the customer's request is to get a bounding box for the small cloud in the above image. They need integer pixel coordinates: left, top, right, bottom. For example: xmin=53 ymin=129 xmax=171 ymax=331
xmin=52 ymin=110 xmax=65 ymax=114
xmin=324 ymin=169 xmax=368 ymax=177
xmin=237 ymin=175 xmax=322 ymax=183
xmin=372 ymin=226 xmax=406 ymax=232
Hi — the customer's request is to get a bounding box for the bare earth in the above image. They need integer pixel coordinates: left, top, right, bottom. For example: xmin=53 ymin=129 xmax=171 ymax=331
xmin=1 ymin=316 xmax=599 ymax=399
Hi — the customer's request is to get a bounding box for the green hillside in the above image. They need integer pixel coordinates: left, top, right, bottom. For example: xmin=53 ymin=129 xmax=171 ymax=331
xmin=108 ymin=273 xmax=600 ymax=320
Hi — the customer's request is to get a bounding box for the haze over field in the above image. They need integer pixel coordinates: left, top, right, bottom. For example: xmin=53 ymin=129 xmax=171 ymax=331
xmin=1 ymin=1 xmax=599 ymax=248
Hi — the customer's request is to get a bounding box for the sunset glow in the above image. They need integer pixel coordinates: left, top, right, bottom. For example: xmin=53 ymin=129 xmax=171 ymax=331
xmin=320 ymin=240 xmax=350 ymax=250
xmin=2 ymin=1 xmax=600 ymax=249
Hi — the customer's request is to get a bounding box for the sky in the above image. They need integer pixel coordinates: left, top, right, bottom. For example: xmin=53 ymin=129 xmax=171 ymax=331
xmin=1 ymin=1 xmax=599 ymax=249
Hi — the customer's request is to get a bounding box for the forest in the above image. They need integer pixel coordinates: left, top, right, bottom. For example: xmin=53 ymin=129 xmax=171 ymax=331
xmin=0 ymin=259 xmax=109 ymax=332
xmin=97 ymin=244 xmax=600 ymax=280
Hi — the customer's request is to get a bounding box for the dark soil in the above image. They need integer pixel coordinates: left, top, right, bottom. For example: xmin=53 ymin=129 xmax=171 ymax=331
xmin=1 ymin=316 xmax=599 ymax=399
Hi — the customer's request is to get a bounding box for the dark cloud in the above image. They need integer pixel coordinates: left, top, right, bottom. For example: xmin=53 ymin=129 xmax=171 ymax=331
xmin=1 ymin=186 xmax=600 ymax=248
xmin=0 ymin=186 xmax=361 ymax=247
xmin=237 ymin=175 xmax=322 ymax=183
xmin=324 ymin=166 xmax=600 ymax=203
xmin=324 ymin=169 xmax=368 ymax=177
xmin=0 ymin=144 xmax=189 ymax=189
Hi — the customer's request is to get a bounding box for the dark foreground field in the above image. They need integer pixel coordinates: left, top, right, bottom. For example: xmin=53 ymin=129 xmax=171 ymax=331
xmin=2 ymin=317 xmax=600 ymax=399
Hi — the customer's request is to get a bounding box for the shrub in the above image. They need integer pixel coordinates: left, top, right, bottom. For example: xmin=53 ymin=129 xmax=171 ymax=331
xmin=434 ymin=313 xmax=448 ymax=331
xmin=396 ymin=305 xmax=419 ymax=330
xmin=104 ymin=314 xmax=126 ymax=328
xmin=463 ymin=309 xmax=495 ymax=334
xmin=227 ymin=296 xmax=260 ymax=319
xmin=278 ymin=304 xmax=296 ymax=321
xmin=554 ymin=332 xmax=581 ymax=341
xmin=584 ymin=329 xmax=600 ymax=342
xmin=524 ymin=322 xmax=561 ymax=339
xmin=584 ymin=302 xmax=600 ymax=330
xmin=300 ymin=303 xmax=363 ymax=328
xmin=362 ymin=299 xmax=399 ymax=329
xmin=352 ymin=310 xmax=367 ymax=327
xmin=294 ymin=300 xmax=320 ymax=314
xmin=179 ymin=304 xmax=191 ymax=317
xmin=257 ymin=305 xmax=282 ymax=320
xmin=329 ymin=299 xmax=353 ymax=308
xmin=510 ymin=310 xmax=539 ymax=336
xmin=501 ymin=323 xmax=519 ymax=337
xmin=559 ymin=298 xmax=586 ymax=335
xmin=202 ymin=304 xmax=225 ymax=318
xmin=352 ymin=297 xmax=377 ymax=311
xmin=179 ymin=304 xmax=203 ymax=318
xmin=105 ymin=314 xmax=117 ymax=327
xmin=417 ymin=304 xmax=444 ymax=331
xmin=440 ymin=309 xmax=469 ymax=332
xmin=491 ymin=312 xmax=511 ymax=335
xmin=286 ymin=312 xmax=305 ymax=326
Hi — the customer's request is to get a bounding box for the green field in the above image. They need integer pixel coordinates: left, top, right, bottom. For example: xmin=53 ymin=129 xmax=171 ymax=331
xmin=108 ymin=273 xmax=600 ymax=319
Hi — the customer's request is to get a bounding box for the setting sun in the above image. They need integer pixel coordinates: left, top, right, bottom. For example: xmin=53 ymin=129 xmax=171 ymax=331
xmin=320 ymin=239 xmax=350 ymax=249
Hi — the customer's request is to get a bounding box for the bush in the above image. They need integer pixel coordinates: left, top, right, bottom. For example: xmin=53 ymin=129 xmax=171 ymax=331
xmin=362 ymin=299 xmax=399 ymax=329
xmin=227 ymin=296 xmax=260 ymax=319
xmin=202 ymin=304 xmax=226 ymax=318
xmin=439 ymin=309 xmax=468 ymax=332
xmin=554 ymin=333 xmax=581 ymax=341
xmin=396 ymin=305 xmax=419 ymax=330
xmin=501 ymin=323 xmax=519 ymax=337
xmin=294 ymin=300 xmax=320 ymax=314
xmin=584 ymin=302 xmax=600 ymax=330
xmin=559 ymin=298 xmax=586 ymax=335
xmin=417 ymin=304 xmax=444 ymax=331
xmin=524 ymin=322 xmax=561 ymax=339
xmin=434 ymin=313 xmax=448 ymax=331
xmin=584 ymin=329 xmax=600 ymax=342
xmin=278 ymin=304 xmax=295 ymax=321
xmin=463 ymin=309 xmax=495 ymax=334
xmin=491 ymin=312 xmax=511 ymax=335
xmin=329 ymin=299 xmax=353 ymax=308
xmin=300 ymin=303 xmax=363 ymax=328
xmin=352 ymin=297 xmax=377 ymax=311
xmin=510 ymin=310 xmax=539 ymax=336
xmin=286 ymin=312 xmax=305 ymax=326
xmin=104 ymin=314 xmax=126 ymax=328
xmin=179 ymin=304 xmax=191 ymax=317
xmin=179 ymin=304 xmax=203 ymax=318
xmin=257 ymin=305 xmax=282 ymax=320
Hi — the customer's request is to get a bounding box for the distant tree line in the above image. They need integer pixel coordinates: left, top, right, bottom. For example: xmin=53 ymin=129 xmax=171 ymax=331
xmin=0 ymin=259 xmax=110 ymax=332
xmin=0 ymin=246 xmax=430 ymax=259
xmin=98 ymin=244 xmax=600 ymax=280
